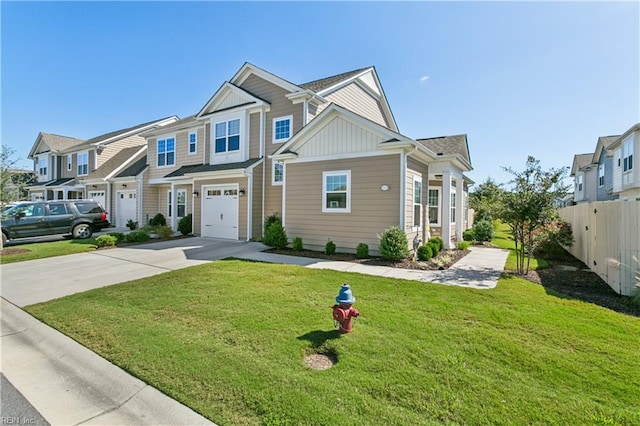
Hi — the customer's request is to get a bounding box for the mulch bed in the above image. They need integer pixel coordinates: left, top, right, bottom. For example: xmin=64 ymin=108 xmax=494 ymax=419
xmin=0 ymin=248 xmax=30 ymax=256
xmin=264 ymin=248 xmax=469 ymax=271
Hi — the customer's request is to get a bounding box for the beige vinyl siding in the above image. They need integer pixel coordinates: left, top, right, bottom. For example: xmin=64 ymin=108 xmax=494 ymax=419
xmin=249 ymin=112 xmax=261 ymax=159
xmin=405 ymin=158 xmax=428 ymax=245
xmin=324 ymin=82 xmax=389 ymax=128
xmin=252 ymin=163 xmax=264 ymax=237
xmin=141 ymin=173 xmax=161 ymax=226
xmin=192 ymin=177 xmax=248 ymax=239
xmin=285 ymin=155 xmax=400 ymax=254
xmin=146 ymin=136 xmax=180 ymax=180
xmin=96 ymin=135 xmax=146 ymax=168
xmin=174 ymin=127 xmax=204 ymax=167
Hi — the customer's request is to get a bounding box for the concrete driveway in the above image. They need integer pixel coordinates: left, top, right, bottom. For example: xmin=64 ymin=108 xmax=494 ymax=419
xmin=1 ymin=238 xmax=266 ymax=307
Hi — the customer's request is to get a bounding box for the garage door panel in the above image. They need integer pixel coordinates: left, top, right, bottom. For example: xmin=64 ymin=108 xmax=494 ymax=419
xmin=116 ymin=190 xmax=137 ymax=228
xmin=202 ymin=186 xmax=238 ymax=239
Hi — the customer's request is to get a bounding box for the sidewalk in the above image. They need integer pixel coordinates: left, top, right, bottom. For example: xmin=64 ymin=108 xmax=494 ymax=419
xmin=238 ymin=245 xmax=509 ymax=289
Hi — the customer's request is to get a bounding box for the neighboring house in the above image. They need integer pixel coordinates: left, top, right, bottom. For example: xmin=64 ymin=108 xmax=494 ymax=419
xmin=609 ymin=123 xmax=640 ymax=201
xmin=27 ymin=116 xmax=178 ymax=227
xmin=592 ymin=135 xmax=621 ymax=201
xmin=570 ymin=153 xmax=595 ymax=203
xmin=140 ymin=62 xmax=473 ymax=252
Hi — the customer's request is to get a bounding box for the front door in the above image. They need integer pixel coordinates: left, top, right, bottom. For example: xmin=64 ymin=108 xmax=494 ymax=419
xmin=201 ymin=185 xmax=238 ymax=239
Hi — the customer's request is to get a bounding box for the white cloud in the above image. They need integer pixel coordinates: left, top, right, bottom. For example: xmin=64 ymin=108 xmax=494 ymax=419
xmin=419 ymin=75 xmax=430 ymax=83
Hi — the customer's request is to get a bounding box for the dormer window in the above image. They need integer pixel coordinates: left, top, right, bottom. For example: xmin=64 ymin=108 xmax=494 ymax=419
xmin=215 ymin=119 xmax=240 ymax=153
xmin=273 ymin=116 xmax=292 ymax=143
xmin=77 ymin=152 xmax=89 ymax=176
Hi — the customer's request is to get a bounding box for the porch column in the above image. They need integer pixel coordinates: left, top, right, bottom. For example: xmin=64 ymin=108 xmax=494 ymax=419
xmin=441 ymin=172 xmax=453 ymax=249
xmin=456 ymin=176 xmax=464 ymax=242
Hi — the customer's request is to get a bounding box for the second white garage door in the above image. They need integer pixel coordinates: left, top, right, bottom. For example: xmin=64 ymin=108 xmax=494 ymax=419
xmin=116 ymin=190 xmax=137 ymax=228
xmin=201 ymin=185 xmax=238 ymax=239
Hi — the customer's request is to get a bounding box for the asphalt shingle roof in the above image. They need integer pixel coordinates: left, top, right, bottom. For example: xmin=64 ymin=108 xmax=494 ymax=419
xmin=39 ymin=133 xmax=86 ymax=152
xmin=83 ymin=116 xmax=175 ymax=146
xmin=164 ymin=158 xmax=261 ymax=178
xmin=416 ymin=135 xmax=471 ymax=164
xmin=86 ymin=147 xmax=145 ymax=180
xmin=44 ymin=178 xmax=75 ymax=187
xmin=116 ymin=155 xmax=148 ymax=178
xmin=299 ymin=67 xmax=372 ymax=93
xmin=597 ymin=135 xmax=620 ymax=149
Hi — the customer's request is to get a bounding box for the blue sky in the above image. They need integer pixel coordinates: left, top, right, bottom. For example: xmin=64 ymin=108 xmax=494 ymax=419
xmin=2 ymin=1 xmax=638 ymax=186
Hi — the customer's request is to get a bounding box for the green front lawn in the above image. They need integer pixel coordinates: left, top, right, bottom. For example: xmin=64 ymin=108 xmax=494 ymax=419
xmin=0 ymin=238 xmax=98 ymax=264
xmin=492 ymin=222 xmax=549 ymax=271
xmin=26 ymin=260 xmax=640 ymax=425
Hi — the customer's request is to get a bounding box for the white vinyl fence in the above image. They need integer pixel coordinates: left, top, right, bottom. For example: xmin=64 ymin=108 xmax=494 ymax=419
xmin=559 ymin=200 xmax=639 ymax=296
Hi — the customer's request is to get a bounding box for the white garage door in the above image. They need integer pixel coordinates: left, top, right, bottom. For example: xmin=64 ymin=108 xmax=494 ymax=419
xmin=116 ymin=190 xmax=137 ymax=228
xmin=88 ymin=191 xmax=106 ymax=209
xmin=201 ymin=185 xmax=238 ymax=239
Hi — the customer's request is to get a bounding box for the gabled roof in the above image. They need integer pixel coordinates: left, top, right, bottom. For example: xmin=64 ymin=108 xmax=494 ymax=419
xmin=85 ymin=146 xmax=146 ymax=180
xmin=299 ymin=67 xmax=372 ymax=93
xmin=607 ymin=122 xmax=640 ymax=148
xmin=116 ymin=155 xmax=148 ymax=178
xmin=44 ymin=178 xmax=75 ymax=187
xmin=164 ymin=158 xmax=262 ymax=178
xmin=593 ymin=135 xmax=621 ymax=162
xmin=571 ymin=153 xmax=594 ymax=176
xmin=141 ymin=115 xmax=201 ymax=137
xmin=230 ymin=62 xmax=302 ymax=93
xmin=82 ymin=116 xmax=177 ymax=147
xmin=416 ymin=135 xmax=471 ymax=166
xmin=195 ymin=81 xmax=270 ymax=119
xmin=29 ymin=133 xmax=85 ymax=158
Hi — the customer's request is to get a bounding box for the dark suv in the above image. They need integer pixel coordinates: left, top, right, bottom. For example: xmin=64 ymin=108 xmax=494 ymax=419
xmin=1 ymin=200 xmax=110 ymax=245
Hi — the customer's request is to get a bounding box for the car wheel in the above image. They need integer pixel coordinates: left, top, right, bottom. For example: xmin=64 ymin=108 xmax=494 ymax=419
xmin=73 ymin=224 xmax=93 ymax=239
xmin=1 ymin=232 xmax=6 ymax=247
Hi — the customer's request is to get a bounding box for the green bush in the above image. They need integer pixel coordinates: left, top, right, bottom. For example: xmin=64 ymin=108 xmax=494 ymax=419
xmin=126 ymin=219 xmax=138 ymax=230
xmin=463 ymin=229 xmax=475 ymax=241
xmin=429 ymin=237 xmax=444 ymax=252
xmin=457 ymin=241 xmax=470 ymax=250
xmin=417 ymin=244 xmax=433 ymax=261
xmin=472 ymin=220 xmax=494 ymax=242
xmin=95 ymin=235 xmax=117 ymax=248
xmin=125 ymin=230 xmax=150 ymax=243
xmin=356 ymin=243 xmax=369 ymax=259
xmin=155 ymin=225 xmax=174 ymax=239
xmin=378 ymin=226 xmax=409 ymax=261
xmin=325 ymin=240 xmax=336 ymax=255
xmin=533 ymin=220 xmax=573 ymax=259
xmin=292 ymin=237 xmax=304 ymax=251
xmin=264 ymin=222 xmax=288 ymax=249
xmin=428 ymin=242 xmax=440 ymax=257
xmin=264 ymin=213 xmax=281 ymax=232
xmin=149 ymin=213 xmax=167 ymax=227
xmin=178 ymin=214 xmax=192 ymax=236
xmin=107 ymin=232 xmax=125 ymax=243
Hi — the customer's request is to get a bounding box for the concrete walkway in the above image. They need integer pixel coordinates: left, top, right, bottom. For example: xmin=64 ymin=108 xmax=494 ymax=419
xmin=1 ymin=240 xmax=507 ymax=425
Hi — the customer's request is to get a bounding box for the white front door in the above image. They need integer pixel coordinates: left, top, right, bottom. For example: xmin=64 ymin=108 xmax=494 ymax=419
xmin=116 ymin=190 xmax=137 ymax=228
xmin=201 ymin=185 xmax=239 ymax=239
xmin=88 ymin=191 xmax=106 ymax=208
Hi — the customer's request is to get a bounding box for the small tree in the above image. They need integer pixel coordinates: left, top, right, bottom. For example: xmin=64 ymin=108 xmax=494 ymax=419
xmin=1 ymin=145 xmax=34 ymax=207
xmin=378 ymin=226 xmax=409 ymax=261
xmin=499 ymin=156 xmax=569 ymax=275
xmin=469 ymin=177 xmax=503 ymax=223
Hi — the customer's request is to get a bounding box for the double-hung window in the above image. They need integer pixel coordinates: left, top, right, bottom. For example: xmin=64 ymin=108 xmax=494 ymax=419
xmin=77 ymin=152 xmax=89 ymax=176
xmin=428 ymin=188 xmax=440 ymax=225
xmin=623 ymin=137 xmax=634 ymax=172
xmin=598 ymin=164 xmax=605 ymax=187
xmin=38 ymin=157 xmax=47 ymax=177
xmin=413 ymin=178 xmax=422 ymax=228
xmin=322 ymin=171 xmax=350 ymax=213
xmin=273 ymin=161 xmax=284 ymax=185
xmin=157 ymin=137 xmax=175 ymax=167
xmin=273 ymin=116 xmax=292 ymax=143
xmin=577 ymin=174 xmax=583 ymax=192
xmin=188 ymin=131 xmax=197 ymax=155
xmin=451 ymin=192 xmax=456 ymax=224
xmin=67 ymin=155 xmax=72 ymax=172
xmin=215 ymin=119 xmax=240 ymax=153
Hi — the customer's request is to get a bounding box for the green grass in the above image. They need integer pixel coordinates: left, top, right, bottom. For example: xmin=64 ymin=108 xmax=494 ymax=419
xmin=26 ymin=260 xmax=640 ymax=425
xmin=0 ymin=238 xmax=98 ymax=264
xmin=492 ymin=222 xmax=549 ymax=271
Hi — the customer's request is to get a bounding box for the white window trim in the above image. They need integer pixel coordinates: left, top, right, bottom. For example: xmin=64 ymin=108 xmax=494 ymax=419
xmin=38 ymin=156 xmax=48 ymax=178
xmin=272 ymin=161 xmax=284 ymax=186
xmin=176 ymin=188 xmax=187 ymax=218
xmin=322 ymin=170 xmax=351 ymax=213
xmin=210 ymin=112 xmax=246 ymax=164
xmin=273 ymin=115 xmax=293 ymax=143
xmin=412 ymin=177 xmax=422 ymax=231
xmin=167 ymin=190 xmax=172 ymax=218
xmin=188 ymin=131 xmax=197 ymax=155
xmin=428 ymin=187 xmax=441 ymax=227
xmin=598 ymin=163 xmax=605 ymax=187
xmin=577 ymin=174 xmax=583 ymax=192
xmin=451 ymin=192 xmax=456 ymax=225
xmin=622 ymin=137 xmax=634 ymax=173
xmin=77 ymin=151 xmax=89 ymax=176
xmin=67 ymin=155 xmax=72 ymax=172
xmin=157 ymin=135 xmax=176 ymax=168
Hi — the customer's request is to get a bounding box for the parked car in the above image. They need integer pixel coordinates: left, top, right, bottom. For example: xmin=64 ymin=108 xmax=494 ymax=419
xmin=1 ymin=200 xmax=110 ymax=245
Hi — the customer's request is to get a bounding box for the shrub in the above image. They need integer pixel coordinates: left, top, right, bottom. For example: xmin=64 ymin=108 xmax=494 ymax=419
xmin=95 ymin=235 xmax=117 ymax=248
xmin=325 ymin=240 xmax=336 ymax=255
xmin=472 ymin=220 xmax=494 ymax=242
xmin=417 ymin=244 xmax=433 ymax=261
xmin=178 ymin=214 xmax=192 ymax=236
xmin=292 ymin=237 xmax=304 ymax=251
xmin=155 ymin=225 xmax=174 ymax=239
xmin=463 ymin=229 xmax=475 ymax=242
xmin=378 ymin=226 xmax=409 ymax=261
xmin=149 ymin=213 xmax=167 ymax=227
xmin=264 ymin=222 xmax=288 ymax=249
xmin=264 ymin=213 xmax=281 ymax=232
xmin=107 ymin=232 xmax=125 ymax=243
xmin=356 ymin=242 xmax=369 ymax=259
xmin=126 ymin=219 xmax=138 ymax=230
xmin=457 ymin=241 xmax=470 ymax=250
xmin=428 ymin=241 xmax=440 ymax=256
xmin=429 ymin=237 xmax=444 ymax=252
xmin=533 ymin=220 xmax=573 ymax=259
xmin=125 ymin=230 xmax=150 ymax=243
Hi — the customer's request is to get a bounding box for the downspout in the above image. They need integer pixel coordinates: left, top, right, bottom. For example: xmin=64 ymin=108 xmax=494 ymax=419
xmin=106 ymin=180 xmax=112 ymax=225
xmin=136 ymin=171 xmax=144 ymax=228
xmin=170 ymin=181 xmax=176 ymax=230
xmin=282 ymin=162 xmax=286 ymax=227
xmin=400 ymin=152 xmax=406 ymax=230
xmin=260 ymin=109 xmax=266 ymax=237
xmin=246 ymin=170 xmax=253 ymax=241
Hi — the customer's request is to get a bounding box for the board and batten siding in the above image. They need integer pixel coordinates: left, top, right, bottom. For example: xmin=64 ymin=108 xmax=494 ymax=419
xmin=192 ymin=177 xmax=248 ymax=239
xmin=324 ymin=82 xmax=389 ymax=128
xmin=285 ymin=155 xmax=401 ymax=254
